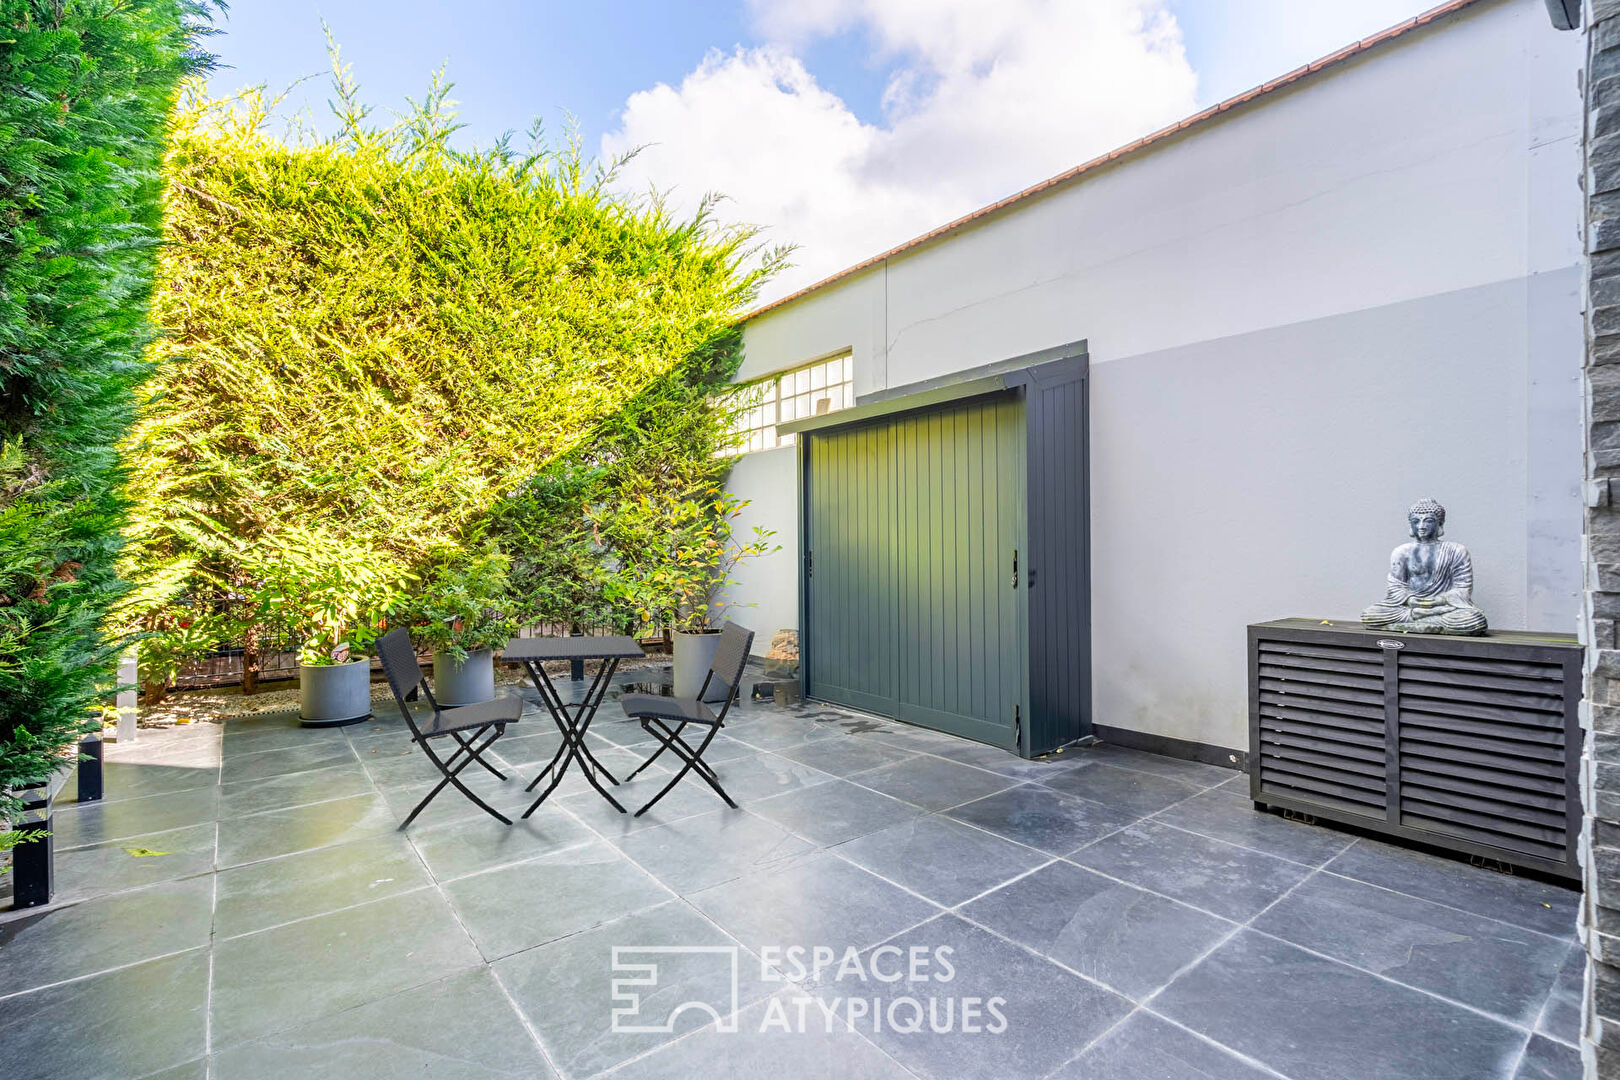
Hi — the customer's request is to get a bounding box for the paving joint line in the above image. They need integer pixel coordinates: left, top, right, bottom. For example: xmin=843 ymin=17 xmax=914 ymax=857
xmin=0 ymin=942 xmax=212 ymax=1004
xmin=544 ymin=799 xmax=790 ymax=1078
xmin=1039 ymin=1005 xmax=1141 ymax=1079
xmin=213 ymin=881 xmax=441 ymax=944
xmin=1136 ymin=1005 xmax=1300 ymax=1080
xmin=0 ymin=867 xmax=220 ymax=924
xmin=1139 ymin=809 xmax=1579 ymax=949
xmin=74 ymin=709 xmax=1583 ymax=1077
xmin=203 ymin=798 xmax=221 ymax=1079
xmin=1309 ymin=861 xmax=1578 ymax=943
xmin=1522 ymin=938 xmax=1582 ymax=1050
xmin=1058 ymin=864 xmax=1337 ymax=1080
xmin=1241 ymin=921 xmax=1561 ymax=1037
xmin=391 ymin=743 xmax=570 ymax=1079
xmin=1142 ymin=814 xmax=1355 ymax=871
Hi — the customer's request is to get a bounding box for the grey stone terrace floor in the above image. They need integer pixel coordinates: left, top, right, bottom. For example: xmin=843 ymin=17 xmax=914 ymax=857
xmin=0 ymin=681 xmax=1584 ymax=1080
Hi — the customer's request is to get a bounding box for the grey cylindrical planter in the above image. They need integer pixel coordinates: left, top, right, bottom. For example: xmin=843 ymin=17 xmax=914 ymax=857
xmin=432 ymin=648 xmax=495 ymax=706
xmin=674 ymin=630 xmax=729 ymax=702
xmin=299 ymin=658 xmax=373 ymax=727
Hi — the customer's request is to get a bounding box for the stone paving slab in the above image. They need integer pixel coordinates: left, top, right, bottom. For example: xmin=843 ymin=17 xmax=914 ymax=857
xmin=0 ymin=689 xmax=1583 ymax=1079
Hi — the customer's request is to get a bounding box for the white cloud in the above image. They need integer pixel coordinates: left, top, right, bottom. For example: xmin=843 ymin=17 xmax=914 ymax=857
xmin=1170 ymin=0 xmax=1439 ymax=107
xmin=602 ymin=0 xmax=1198 ymax=303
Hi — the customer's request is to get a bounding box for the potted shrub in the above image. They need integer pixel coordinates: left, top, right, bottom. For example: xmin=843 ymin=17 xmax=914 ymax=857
xmin=608 ymin=490 xmax=777 ymax=701
xmin=249 ymin=531 xmax=411 ymax=727
xmin=407 ymin=551 xmax=517 ymax=706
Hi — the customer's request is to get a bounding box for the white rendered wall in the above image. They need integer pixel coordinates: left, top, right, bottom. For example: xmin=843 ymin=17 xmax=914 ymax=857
xmin=721 ymin=445 xmax=799 ymax=641
xmin=727 ymin=0 xmax=1584 ymax=751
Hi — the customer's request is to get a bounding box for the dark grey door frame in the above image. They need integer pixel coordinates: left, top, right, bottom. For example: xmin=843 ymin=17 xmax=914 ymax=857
xmin=788 ymin=340 xmax=1090 ymax=755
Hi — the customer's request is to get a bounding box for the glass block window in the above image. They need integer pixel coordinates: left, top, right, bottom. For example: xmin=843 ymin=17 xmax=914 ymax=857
xmin=727 ymin=352 xmax=853 ymax=454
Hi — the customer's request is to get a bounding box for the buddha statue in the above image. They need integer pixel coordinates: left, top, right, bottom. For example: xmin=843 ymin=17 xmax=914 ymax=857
xmin=1360 ymin=498 xmax=1488 ymax=636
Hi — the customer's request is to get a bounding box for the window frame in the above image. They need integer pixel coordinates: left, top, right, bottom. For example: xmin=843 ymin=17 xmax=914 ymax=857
xmin=725 ymin=351 xmax=854 ymax=455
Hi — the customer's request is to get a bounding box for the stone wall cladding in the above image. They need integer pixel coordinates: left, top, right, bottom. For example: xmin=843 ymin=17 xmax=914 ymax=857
xmin=1590 ymin=3 xmax=1620 ymax=1077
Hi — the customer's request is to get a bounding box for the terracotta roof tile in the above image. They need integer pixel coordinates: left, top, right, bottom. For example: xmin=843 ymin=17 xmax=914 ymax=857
xmin=741 ymin=0 xmax=1489 ymax=323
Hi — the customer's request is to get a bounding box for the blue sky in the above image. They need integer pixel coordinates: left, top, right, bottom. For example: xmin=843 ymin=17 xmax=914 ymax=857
xmin=207 ymin=0 xmax=1435 ymax=149
xmin=204 ymin=0 xmax=1441 ymax=299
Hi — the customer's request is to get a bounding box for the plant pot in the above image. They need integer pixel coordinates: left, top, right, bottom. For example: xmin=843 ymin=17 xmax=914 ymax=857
xmin=299 ymin=658 xmax=373 ymax=727
xmin=674 ymin=629 xmax=729 ymax=703
xmin=433 ymin=648 xmax=495 ymax=706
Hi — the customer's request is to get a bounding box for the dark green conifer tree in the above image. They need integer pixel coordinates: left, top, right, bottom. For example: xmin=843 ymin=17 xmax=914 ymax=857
xmin=0 ymin=1 xmax=215 ymax=839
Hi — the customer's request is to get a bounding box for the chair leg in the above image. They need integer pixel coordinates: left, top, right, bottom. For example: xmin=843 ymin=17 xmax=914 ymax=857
xmin=689 ymin=763 xmax=736 ymax=807
xmin=400 ymin=726 xmax=511 ymax=828
xmin=662 ymin=720 xmax=718 ymax=781
xmin=670 ymin=731 xmax=733 ymax=805
xmin=630 ymin=719 xmax=718 ymax=782
xmin=626 ymin=718 xmax=681 ymax=778
xmin=635 ymin=724 xmax=733 ymax=817
xmin=447 ymin=728 xmax=507 ymax=780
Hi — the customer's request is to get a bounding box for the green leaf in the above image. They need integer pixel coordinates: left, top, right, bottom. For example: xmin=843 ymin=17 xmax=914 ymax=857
xmin=122 ymin=67 xmax=786 ymax=660
xmin=0 ymin=1 xmax=217 ymax=818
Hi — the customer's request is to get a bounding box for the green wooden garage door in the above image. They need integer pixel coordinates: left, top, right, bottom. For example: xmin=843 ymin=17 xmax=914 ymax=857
xmin=804 ymin=394 xmax=1027 ymax=748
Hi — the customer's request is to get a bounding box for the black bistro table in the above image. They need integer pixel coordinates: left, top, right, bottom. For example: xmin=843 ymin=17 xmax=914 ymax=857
xmin=503 ymin=635 xmax=646 ymax=816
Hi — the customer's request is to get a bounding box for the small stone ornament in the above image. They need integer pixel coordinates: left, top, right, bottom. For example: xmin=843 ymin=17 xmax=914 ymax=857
xmin=1360 ymin=498 xmax=1488 ymax=636
xmin=763 ymin=628 xmax=799 ymax=679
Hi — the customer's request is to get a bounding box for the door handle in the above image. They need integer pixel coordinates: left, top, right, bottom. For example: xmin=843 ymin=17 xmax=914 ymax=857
xmin=1010 ymin=549 xmax=1018 ymax=589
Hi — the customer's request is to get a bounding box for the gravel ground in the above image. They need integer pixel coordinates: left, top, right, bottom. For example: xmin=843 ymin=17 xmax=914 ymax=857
xmin=138 ymin=655 xmax=669 ymax=728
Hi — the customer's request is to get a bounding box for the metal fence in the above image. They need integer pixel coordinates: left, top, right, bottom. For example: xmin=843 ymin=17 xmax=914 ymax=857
xmin=173 ymin=643 xmax=299 ymax=691
xmin=171 ymin=621 xmax=668 ymax=691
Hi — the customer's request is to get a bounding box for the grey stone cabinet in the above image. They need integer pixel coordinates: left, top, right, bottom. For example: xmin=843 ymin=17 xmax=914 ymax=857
xmin=1248 ymin=618 xmax=1581 ymax=880
xmin=780 ymin=345 xmax=1090 ymax=757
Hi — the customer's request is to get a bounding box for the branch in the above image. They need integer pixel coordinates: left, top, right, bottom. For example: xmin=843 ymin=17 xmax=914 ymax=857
xmin=174 ymin=182 xmax=245 ymax=218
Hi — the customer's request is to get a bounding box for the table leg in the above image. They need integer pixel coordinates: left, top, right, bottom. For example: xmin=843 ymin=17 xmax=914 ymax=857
xmin=522 ymin=660 xmax=575 ymax=791
xmin=568 ymin=657 xmax=623 ymax=784
xmin=521 ymin=656 xmax=627 ymax=816
xmin=523 ymin=724 xmax=574 ymax=792
xmin=555 ymin=656 xmax=625 ymax=811
xmin=525 ymin=659 xmax=618 ymax=784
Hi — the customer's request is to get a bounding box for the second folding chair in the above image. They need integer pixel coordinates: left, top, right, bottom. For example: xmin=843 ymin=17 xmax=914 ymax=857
xmin=621 ymin=621 xmax=754 ymax=816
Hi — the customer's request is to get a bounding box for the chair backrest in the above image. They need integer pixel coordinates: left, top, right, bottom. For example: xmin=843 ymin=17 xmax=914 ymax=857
xmin=376 ymin=627 xmax=435 ymax=719
xmin=701 ymin=622 xmax=755 ymax=717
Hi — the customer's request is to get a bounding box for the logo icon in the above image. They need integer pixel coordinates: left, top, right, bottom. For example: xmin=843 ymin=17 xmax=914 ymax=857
xmin=610 ymin=946 xmax=741 ymax=1034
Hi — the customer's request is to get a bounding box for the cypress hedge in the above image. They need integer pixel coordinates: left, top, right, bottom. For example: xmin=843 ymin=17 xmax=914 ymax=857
xmin=125 ymin=65 xmax=784 ymax=688
xmin=0 ymin=2 xmax=212 ymax=828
